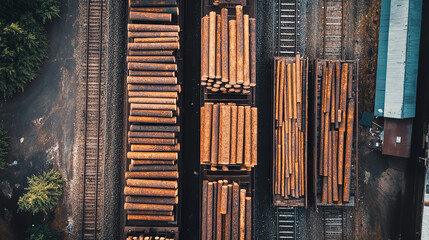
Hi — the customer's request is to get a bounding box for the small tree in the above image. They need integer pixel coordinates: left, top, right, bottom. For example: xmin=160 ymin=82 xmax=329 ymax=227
xmin=18 ymin=169 xmax=65 ymax=215
xmin=26 ymin=224 xmax=59 ymax=240
xmin=0 ymin=129 xmax=8 ymax=170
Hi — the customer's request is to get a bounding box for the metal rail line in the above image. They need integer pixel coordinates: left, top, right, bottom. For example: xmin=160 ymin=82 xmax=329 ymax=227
xmin=276 ymin=207 xmax=297 ymax=239
xmin=323 ymin=0 xmax=344 ymax=59
xmin=275 ymin=0 xmax=298 ymax=56
xmin=323 ymin=208 xmax=344 ymax=240
xmin=81 ymin=0 xmax=105 ymax=239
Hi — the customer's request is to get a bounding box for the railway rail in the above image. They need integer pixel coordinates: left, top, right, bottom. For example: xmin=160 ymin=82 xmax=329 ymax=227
xmin=81 ymin=0 xmax=106 ymax=239
xmin=275 ymin=0 xmax=299 ymax=56
xmin=322 ymin=0 xmax=344 ymax=59
xmin=323 ymin=208 xmax=344 ymax=240
xmin=276 ymin=207 xmax=297 ymax=239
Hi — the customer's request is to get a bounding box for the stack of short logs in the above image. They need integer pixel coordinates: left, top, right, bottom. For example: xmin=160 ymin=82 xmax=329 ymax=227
xmin=126 ymin=234 xmax=174 ymax=240
xmin=200 ymin=103 xmax=257 ymax=170
xmin=201 ymin=180 xmax=252 ymax=240
xmin=273 ymin=56 xmax=307 ymax=201
xmin=125 ymin=0 xmax=181 ymax=223
xmin=201 ymin=5 xmax=256 ymax=94
xmin=317 ymin=61 xmax=356 ymax=205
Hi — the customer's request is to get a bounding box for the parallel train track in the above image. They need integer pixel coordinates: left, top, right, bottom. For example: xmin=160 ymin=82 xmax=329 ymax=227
xmin=275 ymin=0 xmax=299 ymax=56
xmin=81 ymin=0 xmax=106 ymax=239
xmin=323 ymin=208 xmax=345 ymax=240
xmin=322 ymin=0 xmax=344 ymax=59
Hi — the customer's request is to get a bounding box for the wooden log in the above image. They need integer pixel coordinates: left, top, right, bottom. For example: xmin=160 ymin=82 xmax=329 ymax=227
xmin=126 ymin=196 xmax=178 ymax=205
xmin=245 ymin=197 xmax=252 ymax=240
xmin=211 ymin=104 xmax=220 ymax=165
xmin=130 ymin=124 xmax=180 ymax=132
xmin=202 ymin=181 xmax=208 ymax=240
xmin=216 ymin=180 xmax=223 ymax=240
xmin=250 ymin=18 xmax=256 ymax=87
xmin=125 ymin=171 xmax=178 ymax=179
xmin=127 ymin=56 xmax=176 ymax=63
xmin=296 ymin=54 xmax=301 ymax=103
xmin=130 ymin=7 xmax=179 ymax=14
xmin=128 ymin=42 xmax=179 ymax=50
xmin=128 ymin=63 xmax=177 ymax=71
xmin=130 ymin=109 xmax=175 ymax=117
xmin=231 ymin=182 xmax=239 ymax=240
xmin=251 ymin=107 xmax=258 ymax=166
xmin=129 ymin=91 xmax=177 ymax=99
xmin=333 ymin=131 xmax=339 ymax=201
xmin=335 ymin=63 xmax=341 ymax=128
xmin=216 ymin=14 xmax=222 ymax=80
xmin=126 ymin=210 xmax=173 ymax=216
xmin=207 ymin=182 xmax=213 ymax=240
xmin=219 ymin=105 xmax=231 ymax=165
xmin=275 ymin=60 xmax=280 ymax=121
xmin=129 ymin=0 xmax=177 ymax=7
xmin=128 ymin=84 xmax=181 ymax=92
xmin=239 ymin=189 xmax=246 ymax=240
xmin=236 ymin=5 xmax=244 ymax=85
xmin=327 ymin=131 xmax=333 ymax=204
xmin=128 ymin=32 xmax=178 ymax=38
xmin=124 ymin=187 xmax=177 ymax=197
xmin=229 ymin=20 xmax=237 ymax=86
xmin=343 ymin=100 xmax=355 ymax=202
xmin=221 ymin=8 xmax=229 ymax=83
xmin=236 ymin=106 xmax=245 ymax=164
xmin=129 ymin=11 xmax=172 ymax=22
xmin=209 ymin=11 xmax=216 ymax=79
xmin=221 ymin=185 xmax=228 ymax=214
xmin=128 ymin=116 xmax=176 ymax=124
xmin=128 ymin=137 xmax=176 ymax=145
xmin=322 ymin=176 xmax=328 ymax=204
xmin=287 ymin=64 xmax=293 ymax=119
xmin=202 ymin=16 xmax=209 ymax=80
xmin=279 ymin=61 xmax=285 ymax=125
xmin=319 ymin=64 xmax=327 ymax=176
xmin=131 ymin=159 xmax=175 ymax=165
xmin=128 ymin=131 xmax=175 ymax=138
xmin=127 ymin=152 xmax=178 ymax=160
xmin=202 ymin=103 xmax=214 ymax=163
xmin=129 ymin=164 xmax=177 ymax=172
xmin=224 ymin=184 xmax=232 ymax=240
xmin=230 ymin=105 xmax=238 ymax=164
xmin=127 ymin=215 xmax=174 ymax=222
xmin=129 ymin=70 xmax=175 ymax=77
xmin=130 ymin=103 xmax=176 ymax=111
xmin=338 ymin=63 xmax=348 ymax=184
xmin=244 ymin=106 xmax=252 ymax=167
xmin=128 ymin=24 xmax=180 ymax=32
xmin=128 ymin=97 xmax=176 ymax=104
xmin=243 ymin=15 xmax=250 ymax=87
xmin=127 ymin=179 xmax=177 ymax=189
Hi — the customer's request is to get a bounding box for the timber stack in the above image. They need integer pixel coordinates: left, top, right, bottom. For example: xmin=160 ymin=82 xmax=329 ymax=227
xmin=200 ymin=2 xmax=257 ymax=239
xmin=313 ymin=60 xmax=358 ymax=207
xmin=272 ymin=56 xmax=308 ymax=207
xmin=124 ymin=0 xmax=181 ymax=231
xmin=200 ymin=5 xmax=256 ymax=94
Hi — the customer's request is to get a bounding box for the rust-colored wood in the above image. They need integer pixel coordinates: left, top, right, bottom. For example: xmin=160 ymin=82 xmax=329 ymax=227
xmin=229 ymin=20 xmax=237 ymax=86
xmin=243 ymin=15 xmax=250 ymax=87
xmin=202 ymin=16 xmax=209 ymax=80
xmin=221 ymin=8 xmax=229 ymax=83
xmin=127 ymin=215 xmax=174 ymax=222
xmin=125 ymin=171 xmax=178 ymax=179
xmin=128 ymin=131 xmax=175 ymax=138
xmin=127 ymin=179 xmax=177 ymax=189
xmin=202 ymin=103 xmax=214 ymax=163
xmin=209 ymin=11 xmax=216 ymax=79
xmin=239 ymin=189 xmax=246 ymax=240
xmin=219 ymin=105 xmax=231 ymax=165
xmin=128 ymin=42 xmax=179 ymax=50
xmin=128 ymin=84 xmax=181 ymax=92
xmin=128 ymin=23 xmax=180 ymax=32
xmin=211 ymin=104 xmax=220 ymax=165
xmin=130 ymin=10 xmax=172 ymax=22
xmin=216 ymin=14 xmax=222 ymax=80
xmin=236 ymin=5 xmax=244 ymax=85
xmin=207 ymin=182 xmax=213 ymax=240
xmin=244 ymin=106 xmax=252 ymax=167
xmin=130 ymin=143 xmax=179 ymax=152
xmin=236 ymin=106 xmax=245 ymax=164
xmin=126 ymin=196 xmax=178 ymax=205
xmin=128 ymin=31 xmax=178 ymax=38
xmin=245 ymin=197 xmax=252 ymax=240
xmin=250 ymin=18 xmax=256 ymax=87
xmin=127 ymin=152 xmax=177 ymax=160
xmin=231 ymin=182 xmax=239 ymax=240
xmin=128 ymin=137 xmax=176 ymax=145
xmin=230 ymin=105 xmax=238 ymax=164
xmin=128 ymin=63 xmax=177 ymax=71
xmin=124 ymin=187 xmax=177 ymax=197
xmin=343 ymin=100 xmax=355 ymax=202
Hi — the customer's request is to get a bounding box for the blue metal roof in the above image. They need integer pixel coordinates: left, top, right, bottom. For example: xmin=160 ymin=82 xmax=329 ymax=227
xmin=374 ymin=0 xmax=422 ymax=119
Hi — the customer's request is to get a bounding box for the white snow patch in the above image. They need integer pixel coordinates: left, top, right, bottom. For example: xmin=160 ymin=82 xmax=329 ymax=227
xmin=46 ymin=143 xmax=59 ymax=163
xmin=20 ymin=138 xmax=24 ymax=143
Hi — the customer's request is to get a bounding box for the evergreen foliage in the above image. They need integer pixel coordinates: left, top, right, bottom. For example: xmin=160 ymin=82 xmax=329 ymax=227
xmin=0 ymin=129 xmax=8 ymax=170
xmin=0 ymin=0 xmax=60 ymax=98
xmin=26 ymin=224 xmax=60 ymax=240
xmin=18 ymin=170 xmax=65 ymax=215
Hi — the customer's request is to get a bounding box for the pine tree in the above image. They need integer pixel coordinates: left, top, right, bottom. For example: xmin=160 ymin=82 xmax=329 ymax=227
xmin=18 ymin=170 xmax=65 ymax=215
xmin=26 ymin=224 xmax=59 ymax=240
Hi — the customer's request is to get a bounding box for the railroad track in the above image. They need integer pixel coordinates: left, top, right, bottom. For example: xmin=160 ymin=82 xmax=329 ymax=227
xmin=275 ymin=0 xmax=298 ymax=56
xmin=81 ymin=0 xmax=106 ymax=239
xmin=323 ymin=208 xmax=344 ymax=240
xmin=276 ymin=207 xmax=296 ymax=239
xmin=322 ymin=0 xmax=344 ymax=59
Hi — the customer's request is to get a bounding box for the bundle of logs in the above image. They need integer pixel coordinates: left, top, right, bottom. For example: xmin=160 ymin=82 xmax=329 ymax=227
xmin=201 ymin=6 xmax=256 ymax=94
xmin=273 ymin=56 xmax=307 ymax=200
xmin=125 ymin=0 xmax=181 ymax=223
xmin=200 ymin=103 xmax=257 ymax=170
xmin=317 ymin=61 xmax=355 ymax=205
xmin=126 ymin=234 xmax=174 ymax=240
xmin=201 ymin=180 xmax=252 ymax=240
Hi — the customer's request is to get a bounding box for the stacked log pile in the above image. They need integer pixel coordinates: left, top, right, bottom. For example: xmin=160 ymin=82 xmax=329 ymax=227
xmin=126 ymin=235 xmax=174 ymax=240
xmin=201 ymin=180 xmax=252 ymax=240
xmin=200 ymin=103 xmax=257 ymax=170
xmin=125 ymin=0 xmax=181 ymax=223
xmin=273 ymin=56 xmax=307 ymax=202
xmin=201 ymin=6 xmax=256 ymax=94
xmin=316 ymin=61 xmax=356 ymax=205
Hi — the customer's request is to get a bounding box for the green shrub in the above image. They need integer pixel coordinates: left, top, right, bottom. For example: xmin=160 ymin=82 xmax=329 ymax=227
xmin=26 ymin=224 xmax=59 ymax=240
xmin=0 ymin=0 xmax=60 ymax=98
xmin=18 ymin=170 xmax=65 ymax=215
